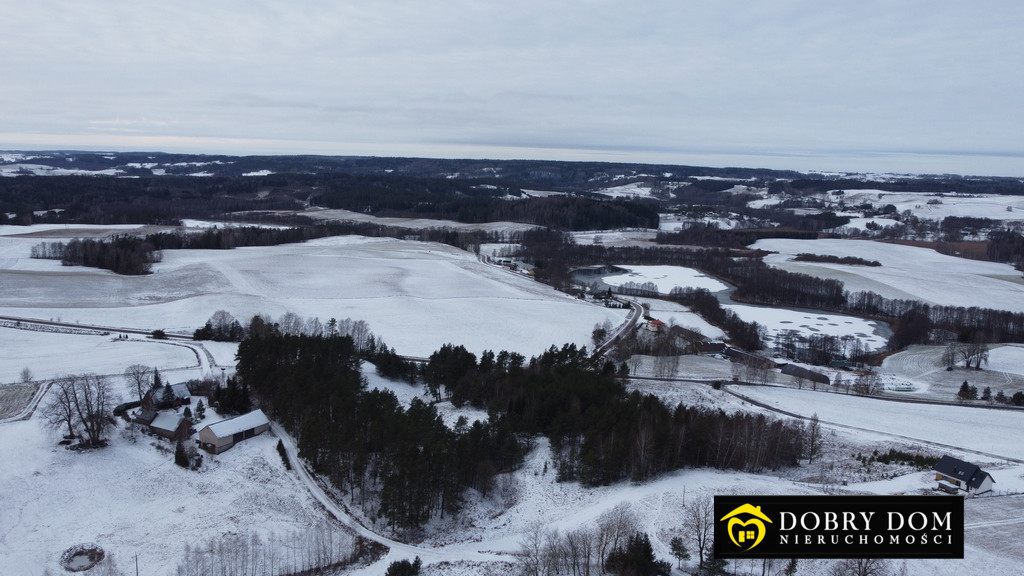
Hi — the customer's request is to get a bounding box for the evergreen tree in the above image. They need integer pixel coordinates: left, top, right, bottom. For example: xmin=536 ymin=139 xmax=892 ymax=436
xmin=669 ymin=536 xmax=690 ymax=568
xmin=174 ymin=441 xmax=189 ymax=468
xmin=956 ymin=381 xmax=978 ymax=401
xmin=604 ymin=532 xmax=668 ymax=576
xmin=384 ymin=557 xmax=421 ymax=576
xmin=195 ymin=399 xmax=206 ymax=420
xmin=216 ymin=378 xmax=252 ymax=415
xmin=703 ymin=553 xmax=730 ymax=576
xmin=152 ymin=368 xmax=162 ymax=390
xmin=160 ymin=383 xmax=174 ymax=408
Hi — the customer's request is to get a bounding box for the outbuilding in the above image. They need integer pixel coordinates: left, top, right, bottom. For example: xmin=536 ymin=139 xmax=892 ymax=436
xmin=149 ymin=412 xmax=189 ymax=441
xmin=198 ymin=409 xmax=271 ymax=454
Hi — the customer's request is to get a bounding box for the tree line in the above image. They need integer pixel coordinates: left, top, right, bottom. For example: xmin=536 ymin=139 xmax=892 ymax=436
xmin=0 ymin=174 xmax=297 ymax=226
xmin=173 ymin=524 xmax=383 ymax=576
xmin=792 ymin=253 xmax=881 ymax=266
xmin=233 ymin=333 xmax=810 ymax=529
xmin=31 ymin=236 xmax=162 ymax=275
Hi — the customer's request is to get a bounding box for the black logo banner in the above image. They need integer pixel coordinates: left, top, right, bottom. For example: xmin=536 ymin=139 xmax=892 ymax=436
xmin=714 ymin=495 xmax=963 ymax=559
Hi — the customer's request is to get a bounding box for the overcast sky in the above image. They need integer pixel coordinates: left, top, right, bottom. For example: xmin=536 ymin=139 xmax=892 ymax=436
xmin=1 ymin=1 xmax=1022 ymax=176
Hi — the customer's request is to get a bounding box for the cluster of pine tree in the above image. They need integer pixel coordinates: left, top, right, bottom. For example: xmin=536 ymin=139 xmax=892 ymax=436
xmin=234 ymin=334 xmax=807 ymax=529
xmin=423 ymin=343 xmax=804 ymax=485
xmin=235 ymin=333 xmax=523 ymax=530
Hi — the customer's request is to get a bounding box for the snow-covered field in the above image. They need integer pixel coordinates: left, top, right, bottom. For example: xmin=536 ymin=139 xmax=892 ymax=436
xmin=826 ymin=189 xmax=1024 ymax=222
xmin=731 ymin=385 xmax=1024 ymax=462
xmin=754 ymin=238 xmax=1024 ymax=312
xmin=724 ymin=303 xmax=889 ymax=351
xmin=0 ymin=329 xmax=205 ymax=384
xmin=590 ymin=181 xmax=658 ymax=199
xmin=596 ymin=263 xmax=888 ymax=350
xmin=602 ymin=264 xmax=729 ymax=294
xmin=880 ymin=344 xmax=1024 ymax=400
xmin=0 ymin=228 xmax=624 ymax=358
xmin=570 ymin=229 xmax=658 ymax=247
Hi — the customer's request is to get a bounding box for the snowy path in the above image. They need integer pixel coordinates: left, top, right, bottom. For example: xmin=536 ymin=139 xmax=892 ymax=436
xmin=0 ymin=380 xmax=52 ymax=424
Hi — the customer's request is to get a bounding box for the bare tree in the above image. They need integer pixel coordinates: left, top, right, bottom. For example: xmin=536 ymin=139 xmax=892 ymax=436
xmin=953 ymin=337 xmax=990 ymax=370
xmin=42 ymin=376 xmax=78 ymax=439
xmin=517 ymin=521 xmax=554 ymax=576
xmin=966 ymin=340 xmax=990 ymax=370
xmin=124 ymin=364 xmax=152 ymax=403
xmin=940 ymin=342 xmax=960 ymax=369
xmin=564 ymin=527 xmax=595 ymax=576
xmin=852 ymin=372 xmax=882 ymax=396
xmin=278 ymin=312 xmax=305 ymax=336
xmin=684 ymin=494 xmax=715 ymax=570
xmin=72 ymin=374 xmax=117 ymax=446
xmin=805 ymin=413 xmax=822 ymax=464
xmin=41 ymin=374 xmax=118 ymax=446
xmin=19 ymin=367 xmax=34 ymax=384
xmin=596 ymin=503 xmax=638 ymax=572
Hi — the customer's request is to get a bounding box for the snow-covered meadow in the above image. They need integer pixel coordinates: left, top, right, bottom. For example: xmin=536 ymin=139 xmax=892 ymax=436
xmin=880 ymin=344 xmax=1024 ymax=400
xmin=0 ymin=329 xmax=205 ymax=384
xmin=601 ymin=265 xmax=728 ymax=294
xmin=754 ymin=238 xmax=1024 ymax=312
xmin=723 ymin=303 xmax=889 ymax=351
xmin=0 ymin=227 xmax=625 ymax=358
xmin=730 ymin=385 xmax=1024 ymax=462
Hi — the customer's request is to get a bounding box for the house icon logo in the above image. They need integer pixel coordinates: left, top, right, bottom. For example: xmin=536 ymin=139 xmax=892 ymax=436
xmin=720 ymin=503 xmax=773 ymax=551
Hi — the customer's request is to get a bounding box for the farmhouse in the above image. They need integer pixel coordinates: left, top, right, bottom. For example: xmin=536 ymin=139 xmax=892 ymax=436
xmin=149 ymin=412 xmax=189 ymax=441
xmin=199 ymin=409 xmax=271 ymax=454
xmin=933 ymin=455 xmax=994 ymax=495
xmin=645 ymin=319 xmax=665 ymax=333
xmin=142 ymin=383 xmax=191 ymax=411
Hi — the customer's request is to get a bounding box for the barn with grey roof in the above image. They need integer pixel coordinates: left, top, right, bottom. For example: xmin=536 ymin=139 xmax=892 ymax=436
xmin=198 ymin=409 xmax=271 ymax=454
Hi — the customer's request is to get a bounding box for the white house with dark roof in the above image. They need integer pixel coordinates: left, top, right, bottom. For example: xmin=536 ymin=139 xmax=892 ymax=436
xmin=933 ymin=455 xmax=994 ymax=495
xmin=198 ymin=409 xmax=271 ymax=454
